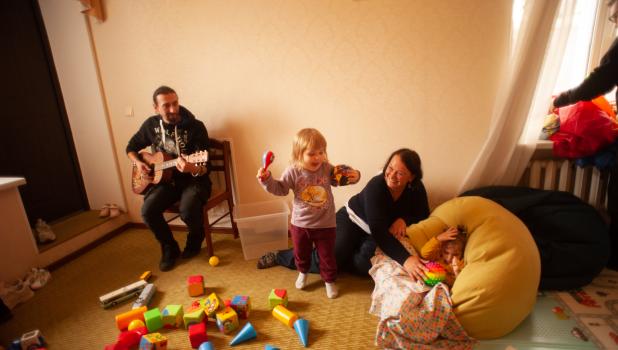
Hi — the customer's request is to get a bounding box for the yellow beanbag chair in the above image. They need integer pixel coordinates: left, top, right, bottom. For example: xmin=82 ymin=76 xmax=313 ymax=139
xmin=405 ymin=196 xmax=540 ymax=339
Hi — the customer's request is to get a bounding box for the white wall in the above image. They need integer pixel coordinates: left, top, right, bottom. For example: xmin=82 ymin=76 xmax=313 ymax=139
xmin=38 ymin=0 xmax=126 ymax=212
xmin=40 ymin=1 xmax=512 ymax=223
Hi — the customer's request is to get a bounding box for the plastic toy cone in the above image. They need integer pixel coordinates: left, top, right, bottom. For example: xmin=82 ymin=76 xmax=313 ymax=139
xmin=294 ymin=318 xmax=309 ymax=347
xmin=230 ymin=322 xmax=257 ymax=346
xmin=264 ymin=345 xmax=280 ymax=350
xmin=198 ymin=341 xmax=215 ymax=350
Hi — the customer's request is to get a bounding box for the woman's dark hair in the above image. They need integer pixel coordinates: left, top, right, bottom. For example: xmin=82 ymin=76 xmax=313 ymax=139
xmin=382 ymin=148 xmax=423 ymax=186
xmin=152 ymin=85 xmax=176 ymax=104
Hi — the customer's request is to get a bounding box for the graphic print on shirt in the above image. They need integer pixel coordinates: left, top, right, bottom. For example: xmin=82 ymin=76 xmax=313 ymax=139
xmin=153 ymin=126 xmax=189 ymax=156
xmin=297 ymin=174 xmax=330 ymax=209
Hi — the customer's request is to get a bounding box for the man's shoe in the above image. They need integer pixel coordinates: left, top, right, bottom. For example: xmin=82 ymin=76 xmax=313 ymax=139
xmin=159 ymin=243 xmax=181 ymax=272
xmin=181 ymin=247 xmax=201 ymax=259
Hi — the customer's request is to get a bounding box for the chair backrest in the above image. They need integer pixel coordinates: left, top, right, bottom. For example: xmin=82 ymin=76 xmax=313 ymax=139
xmin=207 ymin=138 xmax=236 ymax=204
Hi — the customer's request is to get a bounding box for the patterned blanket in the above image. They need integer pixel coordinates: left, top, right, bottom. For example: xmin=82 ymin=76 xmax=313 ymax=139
xmin=369 ymin=253 xmax=476 ymax=349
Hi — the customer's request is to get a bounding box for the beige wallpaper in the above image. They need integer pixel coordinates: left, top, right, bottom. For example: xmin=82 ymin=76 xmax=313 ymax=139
xmin=89 ymin=0 xmax=511 ymax=221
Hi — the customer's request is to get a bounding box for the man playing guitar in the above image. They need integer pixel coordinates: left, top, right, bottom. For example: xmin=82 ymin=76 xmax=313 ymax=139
xmin=126 ymin=86 xmax=211 ymax=271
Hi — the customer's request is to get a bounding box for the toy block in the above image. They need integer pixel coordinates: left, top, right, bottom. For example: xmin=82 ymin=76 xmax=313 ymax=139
xmin=140 ymin=271 xmax=152 ymax=281
xmin=138 ymin=332 xmax=167 ymax=350
xmin=188 ymin=322 xmax=208 ymax=348
xmin=294 ymin=318 xmax=309 ymax=347
xmin=198 ymin=341 xmax=214 ymax=350
xmin=162 ymin=304 xmax=184 ymax=328
xmin=215 ymin=306 xmax=239 ymax=334
xmin=272 ymin=304 xmax=298 ymax=328
xmin=183 ymin=306 xmax=206 ymax=329
xmin=187 ymin=275 xmax=204 ymax=297
xmin=201 ymin=292 xmax=222 ymax=318
xmin=117 ymin=329 xmax=141 ymax=348
xmin=132 ymin=283 xmax=156 ymax=309
xmin=116 ymin=306 xmax=147 ymax=330
xmin=264 ymin=345 xmax=280 ymax=350
xmin=230 ymin=295 xmax=251 ymax=319
xmin=144 ymin=308 xmax=163 ymax=332
xmin=229 ymin=322 xmax=257 ymax=346
xmin=268 ymin=289 xmax=288 ymax=309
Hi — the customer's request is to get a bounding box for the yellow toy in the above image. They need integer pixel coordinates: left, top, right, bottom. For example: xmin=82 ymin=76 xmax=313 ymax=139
xmin=216 ymin=306 xmax=239 ymax=334
xmin=208 ymin=256 xmax=220 ymax=267
xmin=272 ymin=304 xmax=298 ymax=328
xmin=128 ymin=319 xmax=145 ymax=331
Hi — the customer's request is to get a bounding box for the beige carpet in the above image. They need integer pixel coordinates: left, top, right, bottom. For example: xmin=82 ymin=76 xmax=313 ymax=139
xmin=0 ymin=228 xmax=377 ymax=349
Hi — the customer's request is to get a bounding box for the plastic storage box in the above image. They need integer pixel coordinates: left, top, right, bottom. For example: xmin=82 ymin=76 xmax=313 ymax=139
xmin=233 ymin=200 xmax=290 ymax=260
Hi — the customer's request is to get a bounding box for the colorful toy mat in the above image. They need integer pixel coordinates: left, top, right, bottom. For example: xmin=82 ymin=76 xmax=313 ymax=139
xmin=478 ymin=269 xmax=618 ymax=350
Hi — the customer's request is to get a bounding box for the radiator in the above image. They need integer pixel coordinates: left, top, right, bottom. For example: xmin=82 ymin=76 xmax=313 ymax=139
xmin=523 ymin=159 xmax=609 ymax=213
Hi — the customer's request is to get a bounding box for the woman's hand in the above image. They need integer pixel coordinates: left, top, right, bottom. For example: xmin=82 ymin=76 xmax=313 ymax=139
xmin=436 ymin=227 xmax=458 ymax=242
xmin=403 ymin=255 xmax=428 ymax=282
xmin=256 ymin=167 xmax=270 ymax=182
xmin=388 ymin=218 xmax=407 ymax=239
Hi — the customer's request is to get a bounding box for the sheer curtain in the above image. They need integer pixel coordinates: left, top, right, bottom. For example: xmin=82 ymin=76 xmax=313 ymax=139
xmin=459 ymin=0 xmax=577 ymax=193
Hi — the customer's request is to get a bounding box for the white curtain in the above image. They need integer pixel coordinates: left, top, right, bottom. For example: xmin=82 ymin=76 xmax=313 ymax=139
xmin=459 ymin=0 xmax=577 ymax=192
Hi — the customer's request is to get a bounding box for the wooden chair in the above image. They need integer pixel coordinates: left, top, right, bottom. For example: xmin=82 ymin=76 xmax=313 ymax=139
xmin=166 ymin=138 xmax=239 ymax=257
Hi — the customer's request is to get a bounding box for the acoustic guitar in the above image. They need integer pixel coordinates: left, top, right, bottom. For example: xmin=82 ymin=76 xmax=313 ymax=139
xmin=131 ymin=150 xmax=209 ymax=194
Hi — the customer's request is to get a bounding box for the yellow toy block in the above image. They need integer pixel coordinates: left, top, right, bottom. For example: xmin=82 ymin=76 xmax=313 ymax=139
xmin=200 ymin=292 xmax=222 ymax=318
xmin=216 ymin=306 xmax=239 ymax=334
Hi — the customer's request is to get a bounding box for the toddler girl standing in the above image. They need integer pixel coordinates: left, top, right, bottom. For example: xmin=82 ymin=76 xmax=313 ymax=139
xmin=257 ymin=128 xmax=360 ymax=298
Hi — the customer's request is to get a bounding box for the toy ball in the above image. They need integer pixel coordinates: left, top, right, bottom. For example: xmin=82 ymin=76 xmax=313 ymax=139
xmin=127 ymin=319 xmax=145 ymax=331
xmin=262 ymin=151 xmax=275 ymax=170
xmin=331 ymin=165 xmax=352 ymax=186
xmin=423 ymin=261 xmax=446 ymax=286
xmin=209 ymin=255 xmax=220 ymax=267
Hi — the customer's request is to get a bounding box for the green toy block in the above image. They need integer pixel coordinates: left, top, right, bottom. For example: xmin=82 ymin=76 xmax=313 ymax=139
xmin=183 ymin=306 xmax=205 ymax=329
xmin=144 ymin=308 xmax=163 ymax=332
xmin=162 ymin=304 xmax=184 ymax=328
xmin=268 ymin=289 xmax=288 ymax=309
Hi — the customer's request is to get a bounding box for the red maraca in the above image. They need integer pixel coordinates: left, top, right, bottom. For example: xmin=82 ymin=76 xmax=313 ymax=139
xmin=262 ymin=151 xmax=275 ymax=170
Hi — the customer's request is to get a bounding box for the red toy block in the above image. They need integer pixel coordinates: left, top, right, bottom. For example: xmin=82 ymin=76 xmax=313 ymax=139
xmin=187 ymin=275 xmax=204 ymax=297
xmin=188 ymin=322 xmax=208 ymax=348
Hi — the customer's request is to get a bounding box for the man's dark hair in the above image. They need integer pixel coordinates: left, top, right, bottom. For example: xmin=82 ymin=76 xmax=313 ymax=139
xmin=382 ymin=148 xmax=423 ymax=185
xmin=152 ymin=85 xmax=176 ymax=105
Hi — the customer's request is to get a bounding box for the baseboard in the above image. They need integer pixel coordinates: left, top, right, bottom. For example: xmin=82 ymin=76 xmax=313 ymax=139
xmin=40 ymin=214 xmax=131 ymax=271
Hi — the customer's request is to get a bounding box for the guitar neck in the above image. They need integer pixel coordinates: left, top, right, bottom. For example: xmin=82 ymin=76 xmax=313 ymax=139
xmin=154 ymin=158 xmax=179 ymax=172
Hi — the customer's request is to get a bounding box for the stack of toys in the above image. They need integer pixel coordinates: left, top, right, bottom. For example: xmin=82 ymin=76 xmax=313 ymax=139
xmin=102 ymin=275 xmax=312 ymax=349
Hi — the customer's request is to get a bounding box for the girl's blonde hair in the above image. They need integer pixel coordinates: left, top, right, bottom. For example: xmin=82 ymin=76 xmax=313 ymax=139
xmin=291 ymin=128 xmax=328 ymax=168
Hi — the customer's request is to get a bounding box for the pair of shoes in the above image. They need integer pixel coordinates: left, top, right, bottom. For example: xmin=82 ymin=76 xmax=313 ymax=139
xmin=0 ymin=280 xmax=34 ymax=310
xmin=23 ymin=268 xmax=51 ymax=290
xmin=34 ymin=219 xmax=55 ymax=243
xmin=295 ymin=272 xmax=308 ymax=290
xmin=99 ymin=204 xmax=121 ymax=218
xmin=325 ymin=281 xmax=339 ymax=299
xmin=159 ymin=243 xmax=181 ymax=272
xmin=257 ymin=252 xmax=278 ymax=269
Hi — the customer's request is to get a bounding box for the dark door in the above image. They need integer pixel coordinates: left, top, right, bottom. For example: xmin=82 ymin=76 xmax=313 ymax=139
xmin=0 ymin=0 xmax=88 ymax=224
